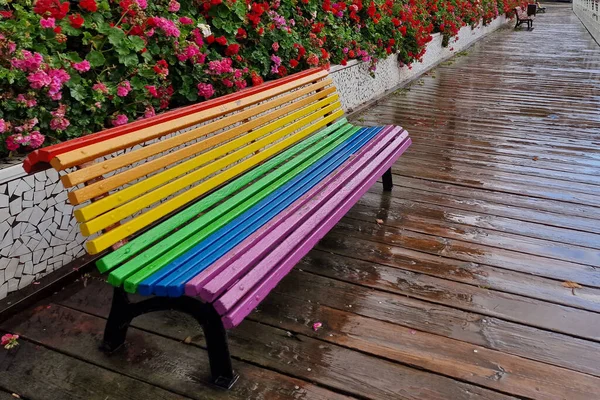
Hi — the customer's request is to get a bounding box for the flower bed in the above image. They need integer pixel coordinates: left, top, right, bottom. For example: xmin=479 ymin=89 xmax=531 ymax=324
xmin=0 ymin=0 xmax=520 ymax=157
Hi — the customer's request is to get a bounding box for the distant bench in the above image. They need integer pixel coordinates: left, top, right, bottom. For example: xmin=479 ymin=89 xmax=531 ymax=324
xmin=515 ymin=5 xmax=536 ymax=29
xmin=23 ymin=68 xmax=411 ymax=388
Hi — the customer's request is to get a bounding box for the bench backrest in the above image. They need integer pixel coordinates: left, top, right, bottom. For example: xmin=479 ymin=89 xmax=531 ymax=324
xmin=24 ymin=68 xmax=344 ymax=255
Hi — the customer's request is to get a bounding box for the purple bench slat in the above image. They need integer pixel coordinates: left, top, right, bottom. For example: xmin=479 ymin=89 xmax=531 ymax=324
xmin=218 ymin=131 xmax=411 ymax=328
xmin=210 ymin=127 xmax=406 ymax=313
xmin=184 ymin=125 xmax=398 ymax=301
xmin=214 ymin=126 xmax=405 ymax=315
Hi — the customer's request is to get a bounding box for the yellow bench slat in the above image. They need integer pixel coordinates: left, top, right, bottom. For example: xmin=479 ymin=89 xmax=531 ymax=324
xmin=62 ymin=79 xmax=333 ymax=191
xmin=66 ymin=85 xmax=336 ymax=205
xmin=75 ymin=95 xmax=340 ymax=226
xmin=85 ymin=107 xmax=344 ymax=254
xmin=50 ymin=69 xmax=329 ymax=171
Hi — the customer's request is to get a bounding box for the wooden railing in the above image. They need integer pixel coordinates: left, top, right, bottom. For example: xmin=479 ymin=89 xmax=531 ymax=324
xmin=573 ymin=0 xmax=600 ymax=44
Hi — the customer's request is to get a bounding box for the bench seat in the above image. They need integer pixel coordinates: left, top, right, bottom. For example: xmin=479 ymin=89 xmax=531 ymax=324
xmin=100 ymin=122 xmax=408 ymax=328
xmin=23 ymin=67 xmax=411 ymax=387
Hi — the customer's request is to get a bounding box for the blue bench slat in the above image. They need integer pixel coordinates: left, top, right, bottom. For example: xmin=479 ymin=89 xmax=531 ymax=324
xmin=137 ymin=125 xmax=384 ymax=296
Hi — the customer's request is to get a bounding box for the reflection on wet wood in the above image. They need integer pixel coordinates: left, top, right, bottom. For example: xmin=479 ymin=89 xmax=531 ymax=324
xmin=1 ymin=4 xmax=599 ymax=399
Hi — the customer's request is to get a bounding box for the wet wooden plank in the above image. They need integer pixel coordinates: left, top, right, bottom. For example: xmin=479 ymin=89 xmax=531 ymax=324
xmin=6 ymin=292 xmax=512 ymax=400
xmin=354 ymin=191 xmax=600 ymax=250
xmin=394 ymin=156 xmax=600 ymax=196
xmin=0 ymin=392 xmax=17 ymax=400
xmin=399 ymin=150 xmax=600 ymax=186
xmin=366 ymin=185 xmax=600 ymax=235
xmin=332 ymin=219 xmax=600 ymax=288
xmin=315 ymin=231 xmax=600 ymax=313
xmin=0 ymin=340 xmax=188 ymax=400
xmin=311 ymin=237 xmax=600 ymax=340
xmin=344 ymin=205 xmax=600 ymax=267
xmin=399 ymin=151 xmax=600 ymax=188
xmin=277 ymin=266 xmax=600 ymax=378
xmin=252 ymin=292 xmax=600 ymax=400
xmin=0 ymin=303 xmax=355 ymax=400
xmin=390 ymin=165 xmax=600 ymax=208
xmin=384 ymin=176 xmax=600 ymax=220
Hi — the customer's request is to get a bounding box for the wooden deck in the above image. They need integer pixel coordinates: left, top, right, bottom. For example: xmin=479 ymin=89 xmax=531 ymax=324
xmin=2 ymin=4 xmax=600 ymax=399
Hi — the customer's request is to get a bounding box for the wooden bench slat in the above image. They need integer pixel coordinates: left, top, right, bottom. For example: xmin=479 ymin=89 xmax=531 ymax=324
xmin=96 ymin=117 xmax=351 ymax=273
xmin=117 ymin=121 xmax=357 ymax=293
xmin=22 ymin=68 xmax=325 ymax=173
xmin=49 ymin=69 xmax=329 ymax=170
xmin=63 ymin=79 xmax=334 ymax=194
xmin=143 ymin=126 xmax=382 ymax=297
xmin=184 ymin=126 xmax=392 ymax=300
xmin=79 ymin=98 xmax=342 ymax=236
xmin=204 ymin=125 xmax=402 ymax=309
xmin=220 ymin=130 xmax=411 ymax=328
xmin=75 ymin=93 xmax=341 ymax=223
xmin=85 ymin=108 xmax=344 ymax=254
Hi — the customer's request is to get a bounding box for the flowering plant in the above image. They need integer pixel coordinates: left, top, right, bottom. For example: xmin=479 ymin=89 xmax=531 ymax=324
xmin=1 ymin=333 xmax=19 ymax=349
xmin=0 ymin=0 xmax=519 ymax=157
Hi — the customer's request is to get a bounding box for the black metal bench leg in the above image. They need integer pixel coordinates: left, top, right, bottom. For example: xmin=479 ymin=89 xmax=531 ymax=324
xmin=198 ymin=306 xmax=239 ymax=389
xmin=100 ymin=287 xmax=134 ymax=352
xmin=382 ymin=168 xmax=393 ymax=191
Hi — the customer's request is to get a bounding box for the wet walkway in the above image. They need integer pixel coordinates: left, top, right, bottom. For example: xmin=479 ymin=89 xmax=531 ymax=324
xmin=2 ymin=4 xmax=600 ymax=399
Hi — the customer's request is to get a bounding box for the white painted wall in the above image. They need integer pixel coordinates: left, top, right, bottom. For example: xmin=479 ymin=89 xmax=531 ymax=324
xmin=573 ymin=0 xmax=600 ymax=45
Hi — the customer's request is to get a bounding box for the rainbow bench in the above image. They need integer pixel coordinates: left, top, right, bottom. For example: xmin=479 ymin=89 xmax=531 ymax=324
xmin=23 ymin=68 xmax=411 ymax=388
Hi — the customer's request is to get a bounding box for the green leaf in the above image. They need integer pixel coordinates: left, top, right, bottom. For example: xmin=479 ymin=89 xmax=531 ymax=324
xmin=128 ymin=36 xmax=146 ymax=52
xmin=86 ymin=51 xmax=106 ymax=67
xmin=212 ymin=17 xmax=223 ymax=29
xmin=115 ymin=42 xmax=131 ymax=56
xmin=96 ymin=22 xmax=112 ymax=35
xmin=63 ymin=52 xmax=83 ymax=62
xmin=130 ymin=76 xmax=144 ymax=90
xmin=118 ymin=53 xmax=139 ymax=67
xmin=108 ymin=28 xmax=126 ymax=46
xmin=69 ymin=85 xmax=87 ymax=102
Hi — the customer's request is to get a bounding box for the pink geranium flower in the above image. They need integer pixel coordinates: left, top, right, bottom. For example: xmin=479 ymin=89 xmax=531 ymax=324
xmin=117 ymin=80 xmax=132 ymax=97
xmin=112 ymin=114 xmax=128 ymax=126
xmin=40 ymin=17 xmax=56 ymax=28
xmin=0 ymin=119 xmax=6 ymax=133
xmin=72 ymin=60 xmax=90 ymax=72
xmin=197 ymin=82 xmax=215 ymax=99
xmin=92 ymin=82 xmax=108 ymax=93
xmin=143 ymin=105 xmax=156 ymax=118
xmin=168 ymin=0 xmax=180 ymax=12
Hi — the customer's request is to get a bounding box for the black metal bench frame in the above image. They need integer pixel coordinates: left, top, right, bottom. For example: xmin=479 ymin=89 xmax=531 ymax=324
xmin=98 ymin=169 xmax=395 ymax=389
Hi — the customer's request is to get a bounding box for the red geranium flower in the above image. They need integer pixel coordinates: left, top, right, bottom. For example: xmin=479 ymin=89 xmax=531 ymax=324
xmin=79 ymin=0 xmax=98 ymax=12
xmin=225 ymin=44 xmax=240 ymax=55
xmin=206 ymin=35 xmax=215 ymax=44
xmin=68 ymin=13 xmax=84 ymax=29
xmin=251 ymin=72 xmax=263 ymax=86
xmin=0 ymin=10 xmax=13 ymax=18
xmin=236 ymin=28 xmax=247 ymax=39
xmin=33 ymin=0 xmax=70 ymax=20
xmin=215 ymin=36 xmax=227 ymax=46
xmin=290 ymin=59 xmax=299 ymax=68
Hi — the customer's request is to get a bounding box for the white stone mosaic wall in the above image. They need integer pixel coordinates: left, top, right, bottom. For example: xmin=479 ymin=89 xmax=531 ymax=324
xmin=0 ymin=15 xmax=509 ymax=300
xmin=0 ymin=167 xmax=87 ymax=299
